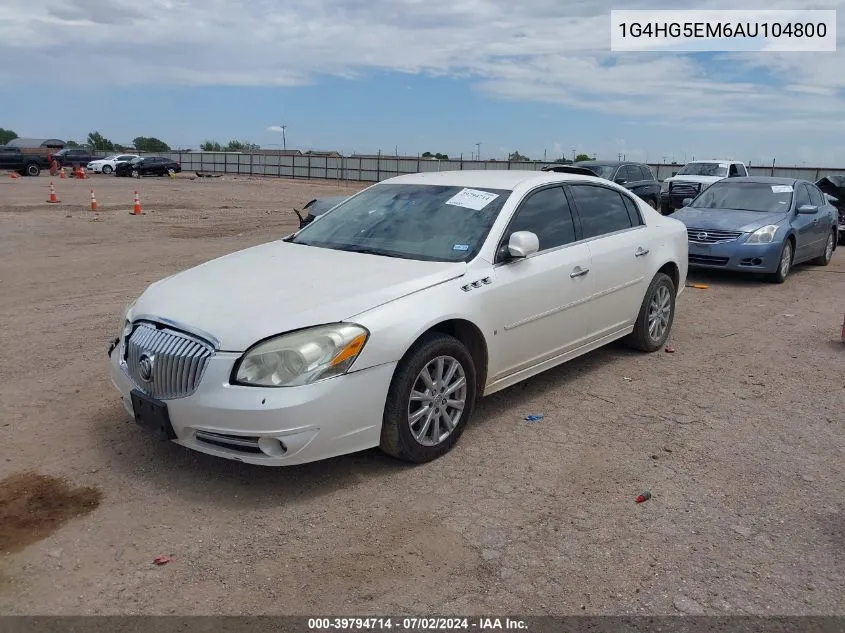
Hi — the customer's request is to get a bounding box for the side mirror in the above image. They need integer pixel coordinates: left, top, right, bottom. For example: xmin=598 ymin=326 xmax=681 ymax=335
xmin=507 ymin=231 xmax=540 ymax=259
xmin=797 ymin=204 xmax=818 ymax=214
xmin=682 ymin=198 xmax=693 ymax=207
xmin=614 ymin=178 xmax=627 ymax=185
xmin=671 ymin=171 xmax=678 ymax=176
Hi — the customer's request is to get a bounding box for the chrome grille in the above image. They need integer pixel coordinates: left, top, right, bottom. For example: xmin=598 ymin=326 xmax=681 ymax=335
xmin=669 ymin=181 xmax=701 ymax=197
xmin=123 ymin=321 xmax=215 ymax=400
xmin=686 ymin=227 xmax=743 ymax=244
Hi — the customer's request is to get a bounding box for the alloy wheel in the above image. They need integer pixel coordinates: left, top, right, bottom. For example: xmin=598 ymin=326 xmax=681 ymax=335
xmin=407 ymin=355 xmax=467 ymax=447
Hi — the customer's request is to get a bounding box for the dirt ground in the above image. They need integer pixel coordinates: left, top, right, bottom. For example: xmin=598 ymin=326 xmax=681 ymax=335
xmin=0 ymin=172 xmax=843 ymax=616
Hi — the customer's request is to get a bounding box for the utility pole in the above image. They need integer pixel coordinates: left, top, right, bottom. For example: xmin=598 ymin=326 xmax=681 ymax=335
xmin=475 ymin=142 xmax=481 ymax=161
xmin=572 ymin=148 xmax=576 ymax=162
xmin=279 ymin=125 xmax=287 ymax=152
xmin=543 ymin=149 xmax=547 ymax=162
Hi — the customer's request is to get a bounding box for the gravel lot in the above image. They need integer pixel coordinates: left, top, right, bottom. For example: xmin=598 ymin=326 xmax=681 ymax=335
xmin=0 ymin=172 xmax=843 ymax=616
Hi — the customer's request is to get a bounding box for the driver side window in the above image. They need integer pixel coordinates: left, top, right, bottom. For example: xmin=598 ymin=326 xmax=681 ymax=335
xmin=498 ymin=186 xmax=576 ymax=261
xmin=794 ymin=184 xmax=812 ymax=209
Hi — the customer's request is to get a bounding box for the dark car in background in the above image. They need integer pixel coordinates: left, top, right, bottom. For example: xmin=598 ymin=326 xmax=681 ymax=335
xmin=815 ymin=175 xmax=845 ymax=244
xmin=0 ymin=146 xmax=50 ymax=176
xmin=115 ymin=156 xmax=181 ymax=177
xmin=542 ymin=160 xmax=661 ymax=209
xmin=53 ymin=148 xmax=98 ymax=168
xmin=672 ymin=177 xmax=838 ymax=283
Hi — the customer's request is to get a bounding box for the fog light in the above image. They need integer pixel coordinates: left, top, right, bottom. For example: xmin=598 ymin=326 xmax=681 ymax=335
xmin=257 ymin=437 xmax=287 ymax=457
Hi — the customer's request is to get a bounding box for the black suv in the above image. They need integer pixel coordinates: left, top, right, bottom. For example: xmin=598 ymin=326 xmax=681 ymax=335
xmin=542 ymin=160 xmax=661 ymax=210
xmin=53 ymin=148 xmax=98 ymax=167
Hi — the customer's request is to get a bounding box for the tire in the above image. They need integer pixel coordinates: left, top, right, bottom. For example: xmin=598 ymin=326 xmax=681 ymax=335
xmin=811 ymin=231 xmax=835 ymax=266
xmin=102 ymin=165 xmax=113 ymax=175
xmin=767 ymin=239 xmax=793 ymax=284
xmin=380 ymin=332 xmax=477 ymax=464
xmin=660 ymin=202 xmax=672 ymax=215
xmin=25 ymin=162 xmax=40 ymax=177
xmin=625 ymin=272 xmax=676 ymax=352
xmin=647 ymin=198 xmax=659 ymax=211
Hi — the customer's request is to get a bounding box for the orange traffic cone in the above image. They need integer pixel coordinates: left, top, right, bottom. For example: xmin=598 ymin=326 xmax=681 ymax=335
xmin=9 ymin=172 xmax=19 ymax=179
xmin=131 ymin=190 xmax=143 ymax=215
xmin=46 ymin=182 xmax=60 ymax=204
xmin=90 ymin=189 xmax=98 ymax=211
xmin=60 ymin=168 xmax=66 ymax=179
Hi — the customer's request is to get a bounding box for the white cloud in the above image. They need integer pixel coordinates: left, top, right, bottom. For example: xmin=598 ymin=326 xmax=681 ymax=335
xmin=1 ymin=0 xmax=845 ymax=161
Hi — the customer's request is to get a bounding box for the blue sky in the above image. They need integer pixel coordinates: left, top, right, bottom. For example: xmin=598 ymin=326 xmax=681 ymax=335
xmin=1 ymin=0 xmax=844 ymax=166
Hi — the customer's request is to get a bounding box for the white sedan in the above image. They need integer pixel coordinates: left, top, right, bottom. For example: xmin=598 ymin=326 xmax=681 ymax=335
xmin=87 ymin=154 xmax=139 ymax=174
xmin=108 ymin=170 xmax=688 ymax=466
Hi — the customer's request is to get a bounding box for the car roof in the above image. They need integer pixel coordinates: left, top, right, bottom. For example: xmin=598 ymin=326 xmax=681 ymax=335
xmin=717 ymin=176 xmax=799 ymax=185
xmin=382 ymin=169 xmax=610 ymax=190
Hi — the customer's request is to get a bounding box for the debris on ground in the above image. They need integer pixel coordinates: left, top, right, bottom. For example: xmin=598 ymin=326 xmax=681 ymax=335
xmin=635 ymin=491 xmax=652 ymax=503
xmin=153 ymin=555 xmax=171 ymax=565
xmin=623 ymin=377 xmax=632 ymax=382
xmin=524 ymin=415 xmax=544 ymax=423
xmin=665 ymin=346 xmax=675 ymax=353
xmin=685 ymin=283 xmax=709 ymax=289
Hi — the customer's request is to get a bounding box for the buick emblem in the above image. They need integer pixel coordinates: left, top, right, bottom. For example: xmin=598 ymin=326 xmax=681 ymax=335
xmin=138 ymin=353 xmax=155 ymax=382
xmin=697 ymin=232 xmax=708 ymax=241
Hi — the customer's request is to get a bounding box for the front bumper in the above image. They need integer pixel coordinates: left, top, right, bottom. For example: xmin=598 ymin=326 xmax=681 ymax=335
xmin=109 ymin=343 xmax=396 ymax=466
xmin=687 ymin=239 xmax=782 ymax=273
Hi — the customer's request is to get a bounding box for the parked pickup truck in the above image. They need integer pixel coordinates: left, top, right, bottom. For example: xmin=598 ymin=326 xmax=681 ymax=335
xmin=0 ymin=146 xmax=50 ymax=176
xmin=52 ymin=148 xmax=98 ymax=168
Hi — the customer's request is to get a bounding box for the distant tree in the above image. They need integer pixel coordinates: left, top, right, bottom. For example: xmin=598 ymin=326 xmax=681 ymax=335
xmin=0 ymin=128 xmax=18 ymax=145
xmin=200 ymin=140 xmax=223 ymax=151
xmin=575 ymin=153 xmax=591 ymax=162
xmin=509 ymin=151 xmax=530 ymax=161
xmin=434 ymin=152 xmax=448 ymax=160
xmin=66 ymin=140 xmax=80 ymax=148
xmin=421 ymin=151 xmax=433 ymax=158
xmin=133 ymin=136 xmax=171 ymax=152
xmin=225 ymin=140 xmax=259 ymax=151
xmin=87 ymin=131 xmax=115 ymax=151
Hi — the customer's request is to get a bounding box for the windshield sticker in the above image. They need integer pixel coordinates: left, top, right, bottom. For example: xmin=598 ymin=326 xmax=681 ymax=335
xmin=718 ymin=163 xmax=728 ymax=168
xmin=445 ymin=188 xmax=500 ymax=211
xmin=771 ymin=185 xmax=793 ymax=193
xmin=452 ymin=244 xmax=470 ymax=251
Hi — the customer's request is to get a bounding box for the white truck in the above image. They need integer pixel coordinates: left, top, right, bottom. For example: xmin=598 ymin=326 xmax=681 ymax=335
xmin=660 ymin=159 xmax=748 ymax=214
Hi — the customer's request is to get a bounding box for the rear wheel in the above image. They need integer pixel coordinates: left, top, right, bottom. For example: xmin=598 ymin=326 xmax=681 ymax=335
xmin=625 ymin=272 xmax=676 ymax=352
xmin=102 ymin=165 xmax=113 ymax=175
xmin=25 ymin=162 xmax=40 ymax=177
xmin=768 ymin=240 xmax=793 ymax=283
xmin=380 ymin=333 xmax=477 ymax=464
xmin=811 ymin=231 xmax=835 ymax=266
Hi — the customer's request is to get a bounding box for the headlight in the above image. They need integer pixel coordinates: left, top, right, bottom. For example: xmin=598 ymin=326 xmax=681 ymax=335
xmin=233 ymin=323 xmax=369 ymax=387
xmin=660 ymin=181 xmax=669 ymax=192
xmin=746 ymin=224 xmax=780 ymax=244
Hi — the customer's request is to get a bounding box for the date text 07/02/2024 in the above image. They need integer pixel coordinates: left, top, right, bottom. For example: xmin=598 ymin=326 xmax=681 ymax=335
xmin=307 ymin=617 xmax=529 ymax=631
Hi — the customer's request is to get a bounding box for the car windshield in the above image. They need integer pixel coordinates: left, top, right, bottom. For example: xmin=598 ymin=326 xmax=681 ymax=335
xmin=289 ymin=183 xmax=512 ymax=262
xmin=577 ymin=164 xmax=615 ymax=179
xmin=690 ymin=181 xmax=794 ymax=213
xmin=677 ymin=162 xmax=728 ymax=177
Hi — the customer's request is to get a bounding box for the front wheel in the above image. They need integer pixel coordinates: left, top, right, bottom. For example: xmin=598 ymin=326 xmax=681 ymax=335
xmin=647 ymin=198 xmax=659 ymax=211
xmin=25 ymin=162 xmax=40 ymax=177
xmin=380 ymin=333 xmax=477 ymax=464
xmin=625 ymin=272 xmax=676 ymax=352
xmin=811 ymin=231 xmax=835 ymax=266
xmin=102 ymin=165 xmax=113 ymax=175
xmin=767 ymin=240 xmax=793 ymax=283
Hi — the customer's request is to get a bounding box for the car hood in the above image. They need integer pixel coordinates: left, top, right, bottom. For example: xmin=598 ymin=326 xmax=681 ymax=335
xmin=671 ymin=208 xmax=787 ymax=232
xmin=666 ymin=175 xmax=724 ymax=185
xmin=132 ymin=241 xmax=466 ymax=351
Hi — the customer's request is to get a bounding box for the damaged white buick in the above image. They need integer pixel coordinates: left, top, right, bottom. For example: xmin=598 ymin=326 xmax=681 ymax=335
xmin=108 ymin=170 xmax=688 ymax=466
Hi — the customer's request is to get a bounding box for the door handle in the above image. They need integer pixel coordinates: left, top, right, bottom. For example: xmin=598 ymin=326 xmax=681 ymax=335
xmin=635 ymin=247 xmax=650 ymax=257
xmin=570 ymin=266 xmax=590 ymax=278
